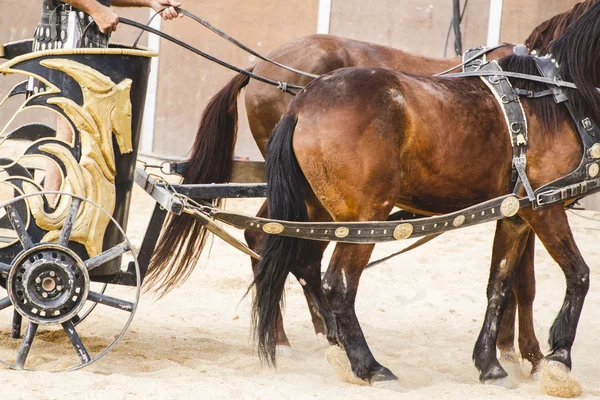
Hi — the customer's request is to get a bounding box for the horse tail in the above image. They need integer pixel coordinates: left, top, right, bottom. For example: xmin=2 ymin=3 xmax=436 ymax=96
xmin=251 ymin=111 xmax=314 ymax=365
xmin=144 ymin=69 xmax=252 ymax=296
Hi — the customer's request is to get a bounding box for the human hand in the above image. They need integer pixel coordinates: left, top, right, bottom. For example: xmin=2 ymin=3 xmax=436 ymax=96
xmin=151 ymin=0 xmax=183 ymax=20
xmin=90 ymin=5 xmax=119 ymax=33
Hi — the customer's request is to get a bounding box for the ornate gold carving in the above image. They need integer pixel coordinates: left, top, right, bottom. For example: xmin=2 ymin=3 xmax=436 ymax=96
xmin=393 ymin=223 xmax=413 ymax=240
xmin=263 ymin=222 xmax=284 ymax=235
xmin=588 ymin=163 xmax=600 ymax=178
xmin=23 ymin=59 xmax=134 ymax=257
xmin=590 ymin=144 xmax=600 ymax=159
xmin=500 ymin=196 xmax=520 ymax=217
xmin=453 ymin=215 xmax=465 ymax=227
xmin=335 ymin=227 xmax=349 ymax=238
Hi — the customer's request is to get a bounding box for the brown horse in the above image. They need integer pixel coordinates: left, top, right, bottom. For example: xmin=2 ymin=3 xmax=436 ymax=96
xmin=146 ymin=0 xmax=596 ymax=372
xmin=252 ymin=2 xmax=600 ymax=388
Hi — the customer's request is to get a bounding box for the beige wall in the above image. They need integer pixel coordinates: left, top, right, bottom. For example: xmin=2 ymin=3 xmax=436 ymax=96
xmin=0 ymin=0 xmax=589 ymax=159
xmin=152 ymin=0 xmax=319 ymax=159
xmin=330 ymin=0 xmax=490 ymax=58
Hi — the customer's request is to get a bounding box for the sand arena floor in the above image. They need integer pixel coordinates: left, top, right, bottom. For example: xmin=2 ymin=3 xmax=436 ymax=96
xmin=1 ymin=185 xmax=600 ymax=399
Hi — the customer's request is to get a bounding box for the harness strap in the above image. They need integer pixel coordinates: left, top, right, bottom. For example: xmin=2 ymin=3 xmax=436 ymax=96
xmin=477 ymin=61 xmax=535 ymax=200
xmin=212 ymin=195 xmax=525 ymax=243
xmin=434 ymin=44 xmax=506 ymax=76
xmin=531 ymin=56 xmax=600 ymax=208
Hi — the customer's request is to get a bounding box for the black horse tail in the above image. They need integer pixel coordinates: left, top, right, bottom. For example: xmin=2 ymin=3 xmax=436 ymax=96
xmin=252 ymin=112 xmax=313 ymax=365
xmin=144 ymin=69 xmax=252 ymax=296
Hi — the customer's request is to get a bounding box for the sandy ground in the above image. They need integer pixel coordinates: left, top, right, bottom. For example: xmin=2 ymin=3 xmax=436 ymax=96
xmin=1 ymin=184 xmax=600 ymax=399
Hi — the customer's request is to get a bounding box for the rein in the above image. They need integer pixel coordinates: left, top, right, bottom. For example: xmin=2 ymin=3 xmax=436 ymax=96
xmin=118 ymin=17 xmax=303 ymax=95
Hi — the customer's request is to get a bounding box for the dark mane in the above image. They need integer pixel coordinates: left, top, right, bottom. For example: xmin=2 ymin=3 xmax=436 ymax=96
xmin=549 ymin=2 xmax=600 ymax=124
xmin=499 ymin=55 xmax=563 ymax=131
xmin=525 ymin=0 xmax=598 ymax=54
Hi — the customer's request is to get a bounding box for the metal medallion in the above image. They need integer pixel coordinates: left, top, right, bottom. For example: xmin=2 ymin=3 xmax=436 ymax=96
xmin=589 ymin=163 xmax=600 ymax=178
xmin=262 ymin=222 xmax=284 ymax=235
xmin=335 ymin=227 xmax=350 ymax=238
xmin=500 ymin=196 xmax=520 ymax=217
xmin=590 ymin=144 xmax=600 ymax=159
xmin=393 ymin=223 xmax=413 ymax=240
xmin=453 ymin=215 xmax=465 ymax=227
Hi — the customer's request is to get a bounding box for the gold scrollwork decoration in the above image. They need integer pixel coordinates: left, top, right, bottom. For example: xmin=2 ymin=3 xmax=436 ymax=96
xmin=22 ymin=59 xmax=134 ymax=257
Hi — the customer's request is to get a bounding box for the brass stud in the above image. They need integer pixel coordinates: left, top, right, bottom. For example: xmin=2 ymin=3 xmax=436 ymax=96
xmin=453 ymin=215 xmax=465 ymax=227
xmin=393 ymin=223 xmax=413 ymax=240
xmin=590 ymin=144 xmax=600 ymax=159
xmin=335 ymin=227 xmax=349 ymax=238
xmin=589 ymin=163 xmax=599 ymax=178
xmin=500 ymin=196 xmax=520 ymax=217
xmin=263 ymin=223 xmax=284 ymax=234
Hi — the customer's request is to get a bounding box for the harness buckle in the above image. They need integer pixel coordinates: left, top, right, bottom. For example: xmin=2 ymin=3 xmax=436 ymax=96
xmin=582 ymin=117 xmax=594 ymax=132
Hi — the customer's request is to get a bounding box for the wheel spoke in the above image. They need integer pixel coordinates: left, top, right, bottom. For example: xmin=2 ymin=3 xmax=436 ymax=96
xmin=62 ymin=320 xmax=91 ymax=364
xmin=88 ymin=291 xmax=134 ymax=312
xmin=5 ymin=204 xmax=33 ymax=250
xmin=58 ymin=198 xmax=81 ymax=247
xmin=11 ymin=310 xmax=22 ymax=339
xmin=85 ymin=242 xmax=130 ymax=272
xmin=15 ymin=322 xmax=38 ymax=369
xmin=0 ymin=262 xmax=10 ymax=274
xmin=0 ymin=297 xmax=10 ymax=311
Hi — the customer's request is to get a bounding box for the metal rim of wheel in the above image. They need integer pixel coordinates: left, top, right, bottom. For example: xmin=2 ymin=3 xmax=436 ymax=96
xmin=0 ymin=191 xmax=140 ymax=372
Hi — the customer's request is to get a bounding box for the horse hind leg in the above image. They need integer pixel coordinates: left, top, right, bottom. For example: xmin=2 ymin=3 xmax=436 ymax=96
xmin=496 ymin=230 xmax=544 ymax=374
xmin=473 ymin=217 xmax=531 ymax=386
xmin=244 ymin=199 xmax=333 ymax=348
xmin=513 ymin=231 xmax=544 ymax=374
xmin=323 ymin=242 xmax=400 ymax=388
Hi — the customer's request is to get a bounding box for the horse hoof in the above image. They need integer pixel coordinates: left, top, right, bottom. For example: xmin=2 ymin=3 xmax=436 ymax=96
xmin=483 ymin=376 xmax=516 ymax=389
xmin=276 ymin=344 xmax=293 ymax=357
xmin=371 ymin=379 xmax=404 ymax=392
xmin=370 ymin=367 xmax=402 ymax=391
xmin=540 ymin=360 xmax=582 ymax=398
xmin=326 ymin=346 xmax=366 ymax=386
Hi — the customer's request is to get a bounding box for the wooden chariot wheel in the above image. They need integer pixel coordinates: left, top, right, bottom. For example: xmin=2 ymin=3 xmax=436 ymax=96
xmin=0 ymin=191 xmax=140 ymax=371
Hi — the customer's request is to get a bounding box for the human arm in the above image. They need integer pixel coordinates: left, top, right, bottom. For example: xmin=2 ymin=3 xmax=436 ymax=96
xmin=62 ymin=0 xmax=119 ymax=33
xmin=111 ymin=0 xmax=183 ymax=20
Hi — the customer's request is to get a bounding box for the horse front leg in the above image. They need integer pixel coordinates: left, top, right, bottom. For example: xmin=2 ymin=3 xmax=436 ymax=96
xmin=473 ymin=217 xmax=531 ymax=385
xmin=520 ymin=205 xmax=588 ymax=395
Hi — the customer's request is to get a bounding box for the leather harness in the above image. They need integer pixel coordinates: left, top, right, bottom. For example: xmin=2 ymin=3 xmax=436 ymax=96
xmin=206 ymin=46 xmax=600 ymax=243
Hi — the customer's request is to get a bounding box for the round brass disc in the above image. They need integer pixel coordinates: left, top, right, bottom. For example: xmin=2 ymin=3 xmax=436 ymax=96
xmin=393 ymin=223 xmax=413 ymax=240
xmin=335 ymin=227 xmax=349 ymax=238
xmin=500 ymin=196 xmax=520 ymax=217
xmin=262 ymin=222 xmax=284 ymax=234
xmin=453 ymin=215 xmax=465 ymax=227
xmin=589 ymin=163 xmax=599 ymax=178
xmin=590 ymin=143 xmax=600 ymax=159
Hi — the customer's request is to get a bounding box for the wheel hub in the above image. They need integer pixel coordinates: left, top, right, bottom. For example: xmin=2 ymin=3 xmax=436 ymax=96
xmin=8 ymin=244 xmax=89 ymax=325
